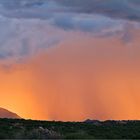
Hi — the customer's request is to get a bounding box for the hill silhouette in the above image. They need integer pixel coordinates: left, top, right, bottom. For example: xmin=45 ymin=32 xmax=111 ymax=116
xmin=0 ymin=107 xmax=21 ymax=119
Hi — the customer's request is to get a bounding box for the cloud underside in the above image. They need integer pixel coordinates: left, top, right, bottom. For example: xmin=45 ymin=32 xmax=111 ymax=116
xmin=0 ymin=0 xmax=139 ymax=62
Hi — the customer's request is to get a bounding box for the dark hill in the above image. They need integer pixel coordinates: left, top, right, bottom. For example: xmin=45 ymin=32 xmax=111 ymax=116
xmin=0 ymin=107 xmax=21 ymax=119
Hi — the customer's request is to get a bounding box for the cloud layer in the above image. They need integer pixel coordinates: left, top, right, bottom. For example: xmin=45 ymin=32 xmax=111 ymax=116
xmin=0 ymin=0 xmax=140 ymax=62
xmin=55 ymin=0 xmax=140 ymax=21
xmin=0 ymin=0 xmax=140 ymax=21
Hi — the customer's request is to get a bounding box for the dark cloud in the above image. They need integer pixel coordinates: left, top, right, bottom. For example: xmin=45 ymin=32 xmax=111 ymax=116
xmin=0 ymin=0 xmax=45 ymax=9
xmin=0 ymin=0 xmax=126 ymax=35
xmin=0 ymin=0 xmax=139 ymax=63
xmin=51 ymin=14 xmax=123 ymax=32
xmin=0 ymin=16 xmax=65 ymax=62
xmin=0 ymin=0 xmax=140 ymax=22
xmin=54 ymin=0 xmax=140 ymax=22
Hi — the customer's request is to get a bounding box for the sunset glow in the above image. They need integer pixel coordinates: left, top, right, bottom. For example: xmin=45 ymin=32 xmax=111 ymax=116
xmin=0 ymin=0 xmax=140 ymax=121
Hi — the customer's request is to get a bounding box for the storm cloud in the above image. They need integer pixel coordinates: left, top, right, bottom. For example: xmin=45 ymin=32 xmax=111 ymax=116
xmin=0 ymin=0 xmax=140 ymax=62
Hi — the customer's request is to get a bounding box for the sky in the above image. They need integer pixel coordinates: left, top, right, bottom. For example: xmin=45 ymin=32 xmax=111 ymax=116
xmin=0 ymin=0 xmax=140 ymax=121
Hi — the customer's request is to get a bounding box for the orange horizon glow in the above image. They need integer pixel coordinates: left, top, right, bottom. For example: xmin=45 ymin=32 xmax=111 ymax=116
xmin=0 ymin=29 xmax=140 ymax=121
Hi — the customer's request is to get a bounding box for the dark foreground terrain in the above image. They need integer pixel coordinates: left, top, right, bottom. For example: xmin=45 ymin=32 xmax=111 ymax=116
xmin=0 ymin=118 xmax=140 ymax=139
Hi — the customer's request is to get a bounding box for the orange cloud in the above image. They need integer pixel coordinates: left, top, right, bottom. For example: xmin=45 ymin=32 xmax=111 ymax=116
xmin=0 ymin=29 xmax=140 ymax=121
